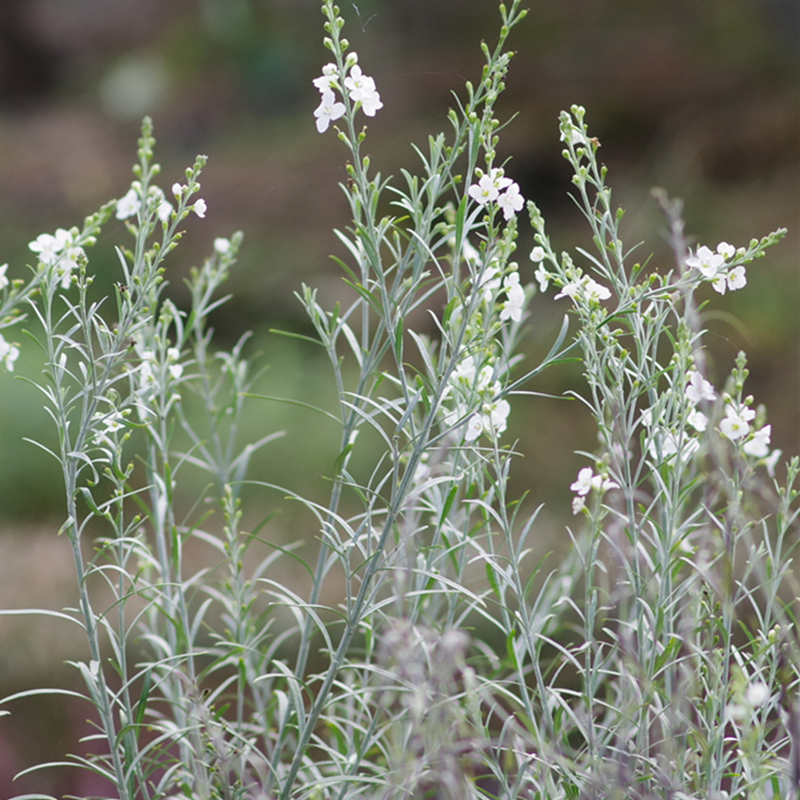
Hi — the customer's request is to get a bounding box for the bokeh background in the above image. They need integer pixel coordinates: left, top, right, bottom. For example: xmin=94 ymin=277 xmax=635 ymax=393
xmin=0 ymin=0 xmax=797 ymax=795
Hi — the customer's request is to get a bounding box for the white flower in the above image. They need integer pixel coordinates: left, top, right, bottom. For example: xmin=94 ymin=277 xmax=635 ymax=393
xmin=477 ymin=262 xmax=503 ymax=302
xmin=687 ymin=409 xmax=708 ymax=432
xmin=0 ymin=332 xmax=20 ymax=371
xmin=580 ymin=277 xmax=611 ymax=303
xmin=764 ymin=448 xmax=782 ymax=478
xmin=468 ymin=174 xmax=500 ymax=205
xmin=464 ymin=413 xmax=485 ymax=442
xmin=214 ymin=237 xmax=231 ymax=254
xmin=533 ymin=263 xmax=550 ymax=293
xmin=313 ymin=63 xmax=338 ymax=92
xmin=468 ymin=168 xmax=512 ymax=206
xmin=554 ymin=275 xmax=611 ymax=304
xmin=166 ymin=347 xmax=183 ymax=380
xmin=717 ymin=241 xmax=736 ymax=259
xmin=344 ymin=65 xmax=382 ymax=116
xmin=720 ymin=403 xmax=755 ymax=441
xmin=529 ymin=246 xmax=545 ymax=263
xmin=462 ymin=239 xmax=480 ymax=267
xmin=171 ymin=182 xmax=184 ymax=198
xmin=488 ymin=398 xmax=510 ymax=435
xmin=590 ymin=472 xmax=619 ymax=493
xmin=314 ymin=88 xmax=346 ymax=133
xmin=745 ymin=680 xmax=770 ymax=708
xmin=497 ymin=182 xmax=524 ymax=221
xmin=56 ymin=245 xmax=85 ymax=288
xmin=463 ymin=396 xmax=510 ymax=442
xmin=92 ymin=410 xmax=126 ymax=444
xmin=727 ymin=265 xmax=747 ymax=291
xmin=743 ymin=424 xmax=771 ymax=458
xmin=344 ymin=64 xmax=374 ymax=101
xmin=711 ymin=273 xmax=727 ymax=295
xmin=572 ymin=496 xmax=586 ymax=515
xmin=560 ymin=127 xmax=586 ymax=146
xmin=0 ymin=264 xmax=9 ymax=290
xmin=157 ymin=199 xmax=174 ymax=222
xmin=499 ymin=273 xmax=525 ymax=322
xmin=570 ymin=467 xmax=594 ymax=496
xmin=61 ymin=245 xmax=85 ymax=270
xmin=648 ymin=431 xmax=700 ymax=463
xmin=29 ymin=232 xmax=63 ymax=265
xmin=138 ymin=349 xmax=156 ymax=386
xmin=451 ymin=355 xmax=478 ymax=385
xmin=116 ymin=188 xmax=141 ymax=220
xmin=570 ymin=466 xmax=619 ymax=497
xmin=711 ymin=266 xmax=746 ymax=295
xmin=686 ymin=245 xmax=725 ymax=279
xmin=686 ymin=370 xmax=716 ymax=405
xmin=452 ymin=356 xmax=493 ymax=391
xmin=359 ymin=86 xmax=383 ymax=117
xmin=192 ymin=199 xmax=207 ymax=218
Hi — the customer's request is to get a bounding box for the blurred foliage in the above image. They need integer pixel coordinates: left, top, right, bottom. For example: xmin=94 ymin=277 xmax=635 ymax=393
xmin=0 ymin=0 xmax=793 ymax=534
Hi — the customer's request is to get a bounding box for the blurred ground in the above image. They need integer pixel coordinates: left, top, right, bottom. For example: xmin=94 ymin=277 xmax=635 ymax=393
xmin=0 ymin=0 xmax=797 ymax=794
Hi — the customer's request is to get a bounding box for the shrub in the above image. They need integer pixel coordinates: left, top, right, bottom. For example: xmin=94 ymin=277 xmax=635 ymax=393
xmin=1 ymin=2 xmax=797 ymax=798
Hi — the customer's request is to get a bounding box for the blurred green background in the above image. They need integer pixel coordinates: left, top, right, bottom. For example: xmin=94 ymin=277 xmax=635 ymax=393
xmin=0 ymin=0 xmax=797 ymax=795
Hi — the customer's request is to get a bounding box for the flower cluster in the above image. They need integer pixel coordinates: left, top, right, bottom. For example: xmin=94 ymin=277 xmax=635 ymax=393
xmin=529 ymin=246 xmax=551 ymax=292
xmin=685 ymin=370 xmax=716 ymax=432
xmin=29 ymin=227 xmax=85 ymax=289
xmin=116 ymin=182 xmax=206 ymax=222
xmin=529 ymin=246 xmax=612 ymax=308
xmin=139 ymin=347 xmax=184 ymax=385
xmin=171 ymin=183 xmax=206 ymax=218
xmin=570 ymin=466 xmax=619 ymax=514
xmin=554 ymin=274 xmax=611 ymax=305
xmin=686 ymin=242 xmax=746 ymax=295
xmin=467 ymin=168 xmax=524 ymax=221
xmin=641 ymin=367 xmax=780 ymax=476
xmin=455 ymin=235 xmax=530 ymax=326
xmin=726 ymin=679 xmax=771 ymax=724
xmin=313 ymin=54 xmax=383 ymax=133
xmin=91 ymin=408 xmax=126 ymax=448
xmin=128 ymin=344 xmax=184 ymax=420
xmin=444 ymin=355 xmax=510 ymax=443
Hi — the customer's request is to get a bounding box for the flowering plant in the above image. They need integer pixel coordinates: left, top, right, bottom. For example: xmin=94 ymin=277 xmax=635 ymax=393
xmin=0 ymin=2 xmax=797 ymax=799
